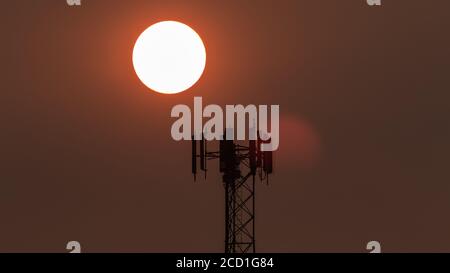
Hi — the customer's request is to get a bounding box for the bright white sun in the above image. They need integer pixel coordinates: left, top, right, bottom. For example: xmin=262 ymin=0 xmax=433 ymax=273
xmin=132 ymin=21 xmax=206 ymax=94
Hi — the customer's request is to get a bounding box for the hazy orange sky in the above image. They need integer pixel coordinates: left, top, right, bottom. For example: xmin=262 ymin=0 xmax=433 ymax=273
xmin=1 ymin=0 xmax=450 ymax=252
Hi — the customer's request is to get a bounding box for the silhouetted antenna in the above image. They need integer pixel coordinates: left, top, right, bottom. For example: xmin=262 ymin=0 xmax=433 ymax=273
xmin=256 ymin=132 xmax=262 ymax=168
xmin=263 ymin=139 xmax=273 ymax=185
xmin=188 ymin=128 xmax=275 ymax=253
xmin=263 ymin=139 xmax=273 ymax=175
xmin=200 ymin=133 xmax=205 ymax=171
xmin=220 ymin=135 xmax=234 ymax=173
xmin=191 ymin=135 xmax=197 ymax=181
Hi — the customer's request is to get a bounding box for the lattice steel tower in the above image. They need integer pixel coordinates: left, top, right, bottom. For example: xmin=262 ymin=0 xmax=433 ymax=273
xmin=191 ymin=130 xmax=273 ymax=253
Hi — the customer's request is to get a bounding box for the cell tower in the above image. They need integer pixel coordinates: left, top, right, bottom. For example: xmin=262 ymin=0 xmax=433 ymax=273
xmin=191 ymin=129 xmax=273 ymax=253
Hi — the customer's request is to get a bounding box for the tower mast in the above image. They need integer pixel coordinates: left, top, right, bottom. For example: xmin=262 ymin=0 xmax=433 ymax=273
xmin=192 ymin=132 xmax=273 ymax=253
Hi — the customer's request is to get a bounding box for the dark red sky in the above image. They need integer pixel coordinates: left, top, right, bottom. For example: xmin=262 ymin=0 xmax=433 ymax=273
xmin=1 ymin=0 xmax=450 ymax=252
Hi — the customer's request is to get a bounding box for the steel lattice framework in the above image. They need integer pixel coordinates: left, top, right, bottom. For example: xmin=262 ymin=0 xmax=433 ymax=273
xmin=192 ymin=133 xmax=272 ymax=253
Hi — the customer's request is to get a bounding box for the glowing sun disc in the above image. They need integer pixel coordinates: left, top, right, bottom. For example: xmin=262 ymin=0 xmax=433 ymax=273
xmin=132 ymin=21 xmax=206 ymax=94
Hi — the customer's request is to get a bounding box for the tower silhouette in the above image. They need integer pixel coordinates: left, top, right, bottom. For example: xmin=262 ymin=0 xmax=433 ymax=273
xmin=191 ymin=129 xmax=273 ymax=253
